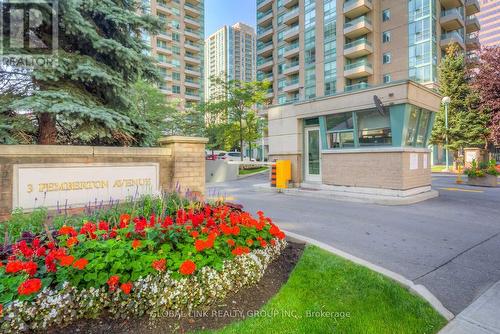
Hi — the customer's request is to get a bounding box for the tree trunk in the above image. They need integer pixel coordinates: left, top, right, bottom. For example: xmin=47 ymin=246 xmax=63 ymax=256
xmin=38 ymin=113 xmax=57 ymax=144
xmin=239 ymin=117 xmax=244 ymax=161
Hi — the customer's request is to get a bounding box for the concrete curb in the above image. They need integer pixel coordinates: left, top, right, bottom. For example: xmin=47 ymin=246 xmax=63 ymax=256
xmin=254 ymin=183 xmax=439 ymax=206
xmin=284 ymin=230 xmax=455 ymax=321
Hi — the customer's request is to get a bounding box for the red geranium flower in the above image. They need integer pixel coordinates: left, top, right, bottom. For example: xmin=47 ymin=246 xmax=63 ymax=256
xmin=231 ymin=246 xmax=250 ymax=256
xmin=131 ymin=239 xmax=141 ymax=250
xmin=194 ymin=239 xmax=205 ymax=252
xmin=119 ymin=214 xmax=131 ymax=228
xmin=246 ymin=239 xmax=254 ymax=246
xmin=179 ymin=260 xmax=196 ymax=275
xmin=226 ymin=239 xmax=235 ymax=247
xmin=98 ymin=221 xmax=110 ymax=231
xmin=5 ymin=260 xmax=24 ymax=274
xmin=120 ymin=282 xmax=132 ymax=294
xmin=270 ymin=239 xmax=276 ymax=246
xmin=59 ymin=255 xmax=75 ymax=267
xmin=73 ymin=258 xmax=89 ymax=270
xmin=152 ymin=259 xmax=166 ymax=272
xmin=190 ymin=231 xmax=199 ymax=238
xmin=260 ymin=240 xmax=268 ymax=248
xmin=107 ymin=275 xmax=120 ymax=291
xmin=18 ymin=278 xmax=42 ymax=296
xmin=23 ymin=261 xmax=37 ymax=276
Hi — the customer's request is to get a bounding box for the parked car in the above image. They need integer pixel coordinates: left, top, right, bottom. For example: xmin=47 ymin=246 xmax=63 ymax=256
xmin=205 ymin=150 xmax=225 ymax=160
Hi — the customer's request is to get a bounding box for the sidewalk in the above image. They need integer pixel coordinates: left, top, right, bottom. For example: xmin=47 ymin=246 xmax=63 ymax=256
xmin=439 ymin=281 xmax=500 ymax=334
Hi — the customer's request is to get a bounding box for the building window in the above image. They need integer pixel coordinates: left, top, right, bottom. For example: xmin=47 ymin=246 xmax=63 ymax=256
xmin=326 ymin=113 xmax=355 ymax=149
xmin=172 ymin=72 xmax=181 ymax=80
xmin=172 ymin=85 xmax=181 ymax=94
xmin=383 ymin=74 xmax=391 ymax=83
xmin=383 ymin=52 xmax=392 ymax=64
xmin=172 ymin=33 xmax=180 ymax=42
xmin=382 ymin=9 xmax=391 ymax=22
xmin=382 ymin=31 xmax=391 ymax=43
xmin=357 ymin=109 xmax=392 ymax=146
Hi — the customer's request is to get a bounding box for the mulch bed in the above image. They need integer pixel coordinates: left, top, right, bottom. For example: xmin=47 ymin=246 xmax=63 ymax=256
xmin=47 ymin=241 xmax=305 ymax=334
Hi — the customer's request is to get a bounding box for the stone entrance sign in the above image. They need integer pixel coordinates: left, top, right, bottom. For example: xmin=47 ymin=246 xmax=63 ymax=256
xmin=13 ymin=163 xmax=160 ymax=210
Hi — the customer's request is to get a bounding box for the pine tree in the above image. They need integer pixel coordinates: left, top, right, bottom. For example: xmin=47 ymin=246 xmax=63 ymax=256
xmin=431 ymin=43 xmax=489 ymax=152
xmin=1 ymin=0 xmax=162 ymax=145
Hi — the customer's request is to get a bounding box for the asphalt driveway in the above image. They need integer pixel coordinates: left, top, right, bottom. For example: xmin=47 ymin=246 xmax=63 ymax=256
xmin=206 ymin=173 xmax=500 ymax=315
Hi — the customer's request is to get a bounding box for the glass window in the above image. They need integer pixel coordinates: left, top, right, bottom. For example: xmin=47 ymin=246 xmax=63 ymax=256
xmin=326 ymin=113 xmax=353 ymax=131
xmin=416 ymin=110 xmax=431 ymax=147
xmin=405 ymin=106 xmax=420 ymax=146
xmin=383 ymin=9 xmax=391 ymax=22
xmin=328 ymin=132 xmax=355 ymax=149
xmin=172 ymin=72 xmax=180 ymax=80
xmin=304 ymin=118 xmax=320 ymax=126
xmin=383 ymin=52 xmax=392 ymax=64
xmin=383 ymin=31 xmax=391 ymax=43
xmin=357 ymin=109 xmax=392 ymax=146
xmin=383 ymin=74 xmax=391 ymax=83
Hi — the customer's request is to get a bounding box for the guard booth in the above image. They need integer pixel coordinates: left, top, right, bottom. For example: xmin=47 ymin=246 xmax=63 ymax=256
xmin=271 ymin=160 xmax=291 ymax=189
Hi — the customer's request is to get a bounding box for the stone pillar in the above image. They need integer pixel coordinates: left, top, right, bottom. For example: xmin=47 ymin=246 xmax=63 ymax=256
xmin=464 ymin=147 xmax=487 ymax=168
xmin=158 ymin=136 xmax=209 ymax=195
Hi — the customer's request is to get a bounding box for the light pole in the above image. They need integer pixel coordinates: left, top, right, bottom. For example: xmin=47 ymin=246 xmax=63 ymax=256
xmin=441 ymin=96 xmax=451 ymax=172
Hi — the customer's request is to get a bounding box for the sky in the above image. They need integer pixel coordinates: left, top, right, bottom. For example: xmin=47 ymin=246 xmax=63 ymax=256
xmin=204 ymin=0 xmax=257 ymax=38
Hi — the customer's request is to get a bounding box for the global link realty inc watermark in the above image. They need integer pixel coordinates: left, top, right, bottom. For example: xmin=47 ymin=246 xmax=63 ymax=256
xmin=161 ymin=307 xmax=351 ymax=322
xmin=0 ymin=0 xmax=58 ymax=68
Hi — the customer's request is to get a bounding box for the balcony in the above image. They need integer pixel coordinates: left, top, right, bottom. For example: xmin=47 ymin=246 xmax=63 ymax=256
xmin=158 ymin=32 xmax=172 ymax=42
xmin=185 ymin=67 xmax=201 ymax=77
xmin=440 ymin=8 xmax=464 ymax=31
xmin=257 ymin=72 xmax=274 ymax=82
xmin=184 ymin=2 xmax=202 ymax=17
xmin=257 ymin=57 xmax=274 ymax=71
xmin=265 ymin=87 xmax=275 ymax=99
xmin=465 ymin=0 xmax=480 ymax=15
xmin=185 ymin=28 xmax=201 ymax=41
xmin=257 ymin=0 xmax=273 ymax=12
xmin=440 ymin=31 xmax=465 ymax=50
xmin=283 ymin=7 xmax=300 ymax=25
xmin=258 ymin=8 xmax=273 ymax=26
xmin=284 ymin=0 xmax=299 ymax=9
xmin=345 ymin=82 xmax=369 ymax=92
xmin=440 ymin=0 xmax=464 ymax=9
xmin=185 ymin=54 xmax=201 ymax=65
xmin=343 ymin=0 xmax=373 ymax=20
xmin=257 ymin=40 xmax=274 ymax=57
xmin=156 ymin=45 xmax=173 ymax=56
xmin=283 ymin=60 xmax=300 ymax=75
xmin=283 ymin=78 xmax=300 ymax=93
xmin=343 ymin=38 xmax=373 ymax=59
xmin=284 ymin=42 xmax=300 ymax=58
xmin=344 ymin=16 xmax=373 ymax=39
xmin=160 ymin=87 xmax=172 ymax=95
xmin=156 ymin=2 xmax=173 ymax=15
xmin=185 ymin=93 xmax=201 ymax=102
xmin=258 ymin=25 xmax=274 ymax=42
xmin=284 ymin=25 xmax=300 ymax=42
xmin=185 ymin=41 xmax=200 ymax=52
xmin=185 ymin=80 xmax=201 ymax=89
xmin=466 ymin=15 xmax=480 ymax=32
xmin=185 ymin=16 xmax=201 ymax=29
xmin=344 ymin=60 xmax=373 ymax=79
xmin=466 ymin=34 xmax=480 ymax=49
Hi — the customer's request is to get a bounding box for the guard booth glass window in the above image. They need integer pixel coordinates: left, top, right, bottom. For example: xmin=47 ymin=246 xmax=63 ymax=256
xmin=357 ymin=109 xmax=392 ymax=146
xmin=326 ymin=113 xmax=355 ymax=148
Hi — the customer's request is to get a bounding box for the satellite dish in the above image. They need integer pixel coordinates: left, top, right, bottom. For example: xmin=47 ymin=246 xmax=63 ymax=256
xmin=373 ymin=95 xmax=386 ymax=116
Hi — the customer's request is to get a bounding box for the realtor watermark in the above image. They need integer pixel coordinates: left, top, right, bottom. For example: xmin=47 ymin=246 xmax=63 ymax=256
xmin=0 ymin=0 xmax=58 ymax=67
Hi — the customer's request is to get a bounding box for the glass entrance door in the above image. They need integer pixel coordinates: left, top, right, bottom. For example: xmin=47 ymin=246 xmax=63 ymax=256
xmin=305 ymin=127 xmax=321 ymax=182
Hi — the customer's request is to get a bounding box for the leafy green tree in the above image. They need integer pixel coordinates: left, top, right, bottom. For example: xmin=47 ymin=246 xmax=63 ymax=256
xmin=431 ymin=44 xmax=489 ymax=153
xmin=1 ymin=1 xmax=161 ymax=145
xmin=206 ymin=78 xmax=270 ymax=160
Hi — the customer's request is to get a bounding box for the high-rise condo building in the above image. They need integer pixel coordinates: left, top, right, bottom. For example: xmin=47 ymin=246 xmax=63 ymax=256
xmin=256 ymin=0 xmax=480 ymax=198
xmin=147 ymin=0 xmax=205 ymax=107
xmin=478 ymin=0 xmax=500 ymax=46
xmin=204 ymin=23 xmax=257 ymax=101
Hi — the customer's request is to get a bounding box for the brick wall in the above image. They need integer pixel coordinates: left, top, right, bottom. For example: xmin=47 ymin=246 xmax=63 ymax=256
xmin=321 ymin=149 xmax=431 ymax=190
xmin=0 ymin=136 xmax=208 ymax=220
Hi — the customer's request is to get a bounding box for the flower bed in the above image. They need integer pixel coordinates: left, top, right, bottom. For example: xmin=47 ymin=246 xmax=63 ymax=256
xmin=0 ymin=201 xmax=286 ymax=332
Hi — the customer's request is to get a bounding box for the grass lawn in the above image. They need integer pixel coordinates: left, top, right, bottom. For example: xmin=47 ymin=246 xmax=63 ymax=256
xmin=199 ymin=245 xmax=447 ymax=334
xmin=432 ymin=165 xmax=447 ymax=172
xmin=239 ymin=167 xmax=269 ymax=175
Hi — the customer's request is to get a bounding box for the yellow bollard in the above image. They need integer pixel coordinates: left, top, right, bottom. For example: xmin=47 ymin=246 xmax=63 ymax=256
xmin=276 ymin=160 xmax=291 ymax=189
xmin=456 ymin=164 xmax=463 ymax=184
